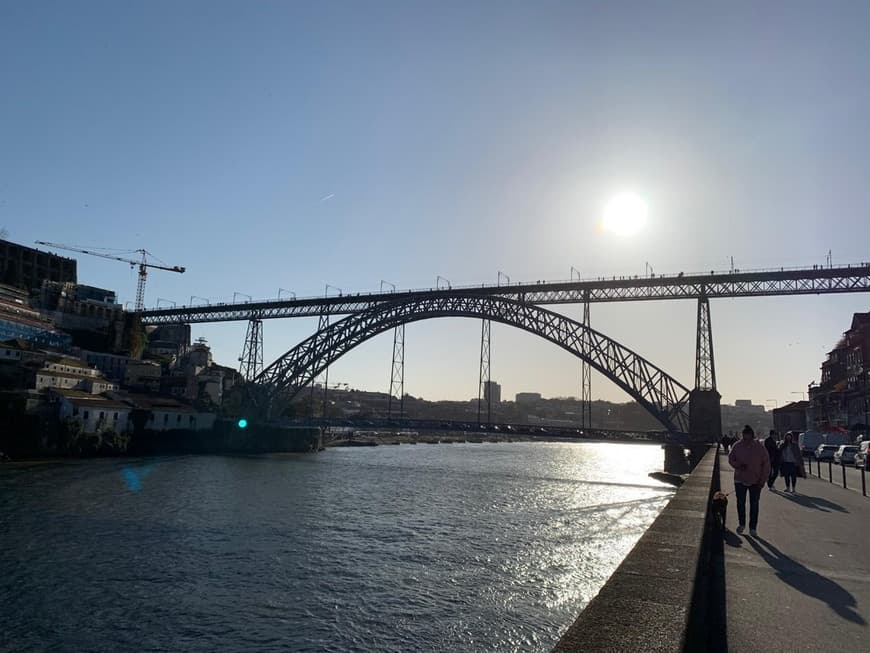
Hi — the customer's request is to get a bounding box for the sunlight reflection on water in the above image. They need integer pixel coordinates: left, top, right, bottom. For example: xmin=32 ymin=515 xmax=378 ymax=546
xmin=1 ymin=441 xmax=674 ymax=652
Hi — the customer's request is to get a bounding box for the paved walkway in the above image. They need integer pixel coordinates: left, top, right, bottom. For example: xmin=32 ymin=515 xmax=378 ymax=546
xmin=721 ymin=452 xmax=870 ymax=652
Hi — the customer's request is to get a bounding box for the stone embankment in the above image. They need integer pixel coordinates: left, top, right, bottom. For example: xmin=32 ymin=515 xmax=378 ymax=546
xmin=552 ymin=447 xmax=718 ymax=652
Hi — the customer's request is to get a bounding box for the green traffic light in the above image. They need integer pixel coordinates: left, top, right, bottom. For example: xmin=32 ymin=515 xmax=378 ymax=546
xmin=237 ymin=418 xmax=248 ymax=429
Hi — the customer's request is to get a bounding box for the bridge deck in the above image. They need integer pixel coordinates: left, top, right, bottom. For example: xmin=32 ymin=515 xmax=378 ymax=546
xmin=140 ymin=263 xmax=870 ymax=324
xmin=721 ymin=452 xmax=870 ymax=652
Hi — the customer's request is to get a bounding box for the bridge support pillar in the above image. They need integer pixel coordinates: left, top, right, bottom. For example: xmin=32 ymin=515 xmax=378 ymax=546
xmin=478 ymin=319 xmax=492 ymax=425
xmin=239 ymin=317 xmax=264 ymax=381
xmin=388 ymin=324 xmax=405 ymax=419
xmin=309 ymin=312 xmax=330 ymax=419
xmin=580 ymin=292 xmax=592 ymax=429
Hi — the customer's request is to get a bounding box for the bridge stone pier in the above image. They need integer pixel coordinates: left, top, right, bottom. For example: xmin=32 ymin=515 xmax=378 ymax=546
xmin=688 ymin=388 xmax=722 ymax=465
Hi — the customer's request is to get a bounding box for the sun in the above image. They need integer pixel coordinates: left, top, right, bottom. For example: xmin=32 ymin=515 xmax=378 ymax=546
xmin=602 ymin=192 xmax=648 ymax=236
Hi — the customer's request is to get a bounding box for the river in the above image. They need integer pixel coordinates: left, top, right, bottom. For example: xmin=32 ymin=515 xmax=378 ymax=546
xmin=1 ymin=441 xmax=674 ymax=652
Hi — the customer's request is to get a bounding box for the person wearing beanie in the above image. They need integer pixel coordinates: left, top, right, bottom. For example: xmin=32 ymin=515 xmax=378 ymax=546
xmin=728 ymin=425 xmax=771 ymax=536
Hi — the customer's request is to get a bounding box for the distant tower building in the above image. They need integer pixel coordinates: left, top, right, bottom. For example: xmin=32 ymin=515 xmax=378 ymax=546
xmin=484 ymin=380 xmax=501 ymax=404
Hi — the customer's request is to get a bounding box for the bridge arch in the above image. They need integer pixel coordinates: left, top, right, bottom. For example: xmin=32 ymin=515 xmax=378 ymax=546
xmin=254 ymin=294 xmax=690 ymax=433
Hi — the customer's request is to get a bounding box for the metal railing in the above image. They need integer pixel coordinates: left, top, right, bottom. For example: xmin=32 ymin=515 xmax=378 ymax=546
xmin=803 ymin=456 xmax=868 ymax=497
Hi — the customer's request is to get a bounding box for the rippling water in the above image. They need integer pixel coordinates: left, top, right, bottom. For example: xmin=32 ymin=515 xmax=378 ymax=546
xmin=1 ymin=441 xmax=674 ymax=652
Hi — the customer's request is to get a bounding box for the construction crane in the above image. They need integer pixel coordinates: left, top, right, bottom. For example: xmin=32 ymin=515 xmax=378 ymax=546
xmin=34 ymin=241 xmax=185 ymax=311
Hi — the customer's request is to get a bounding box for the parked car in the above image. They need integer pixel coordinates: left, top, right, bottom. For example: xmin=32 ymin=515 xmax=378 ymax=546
xmin=815 ymin=444 xmax=838 ymax=461
xmin=834 ymin=445 xmax=859 ymax=465
xmin=854 ymin=451 xmax=869 ymax=469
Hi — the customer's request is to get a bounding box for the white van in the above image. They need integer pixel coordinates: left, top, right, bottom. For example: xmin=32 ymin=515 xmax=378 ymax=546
xmin=799 ymin=431 xmax=824 ymax=455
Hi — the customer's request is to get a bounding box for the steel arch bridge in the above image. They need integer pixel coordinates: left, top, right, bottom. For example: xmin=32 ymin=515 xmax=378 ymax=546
xmin=253 ymin=294 xmax=691 ymax=434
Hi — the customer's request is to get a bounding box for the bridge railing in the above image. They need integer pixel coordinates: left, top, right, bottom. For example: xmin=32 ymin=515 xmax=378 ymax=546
xmin=803 ymin=456 xmax=868 ymax=497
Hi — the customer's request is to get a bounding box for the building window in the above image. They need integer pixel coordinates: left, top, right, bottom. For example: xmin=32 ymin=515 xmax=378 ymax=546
xmin=177 ymin=415 xmax=182 ymax=424
xmin=163 ymin=414 xmax=168 ymax=424
xmin=83 ymin=411 xmax=89 ymax=420
xmin=113 ymin=412 xmax=118 ymax=420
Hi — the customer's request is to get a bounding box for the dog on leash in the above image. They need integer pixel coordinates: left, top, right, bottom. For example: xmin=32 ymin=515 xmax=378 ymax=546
xmin=711 ymin=491 xmax=728 ymax=530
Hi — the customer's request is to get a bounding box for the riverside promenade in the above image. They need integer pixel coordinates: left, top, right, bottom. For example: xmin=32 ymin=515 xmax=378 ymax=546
xmin=720 ymin=452 xmax=870 ymax=652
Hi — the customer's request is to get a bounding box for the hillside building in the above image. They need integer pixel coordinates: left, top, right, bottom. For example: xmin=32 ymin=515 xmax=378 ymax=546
xmin=809 ymin=312 xmax=870 ymax=430
xmin=0 ymin=239 xmax=76 ymax=291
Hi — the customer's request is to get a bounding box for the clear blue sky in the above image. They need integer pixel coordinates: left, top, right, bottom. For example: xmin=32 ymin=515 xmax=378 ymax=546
xmin=3 ymin=1 xmax=869 ymax=406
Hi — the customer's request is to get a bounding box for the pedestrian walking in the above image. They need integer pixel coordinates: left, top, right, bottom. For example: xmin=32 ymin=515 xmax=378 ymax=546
xmin=764 ymin=429 xmax=781 ymax=490
xmin=728 ymin=425 xmax=771 ymax=536
xmin=778 ymin=432 xmax=803 ymax=492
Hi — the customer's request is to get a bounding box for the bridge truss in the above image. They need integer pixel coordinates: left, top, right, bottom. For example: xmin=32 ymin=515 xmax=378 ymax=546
xmin=252 ymin=295 xmax=692 ymax=434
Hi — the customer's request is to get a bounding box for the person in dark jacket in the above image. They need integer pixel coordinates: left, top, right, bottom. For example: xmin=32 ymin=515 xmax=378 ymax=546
xmin=764 ymin=429 xmax=781 ymax=490
xmin=778 ymin=432 xmax=803 ymax=492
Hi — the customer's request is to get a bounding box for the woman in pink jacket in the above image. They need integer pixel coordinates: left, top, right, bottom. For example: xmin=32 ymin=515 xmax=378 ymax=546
xmin=727 ymin=425 xmax=771 ymax=536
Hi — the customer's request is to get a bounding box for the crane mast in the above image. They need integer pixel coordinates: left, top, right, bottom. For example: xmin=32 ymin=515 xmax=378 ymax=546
xmin=34 ymin=241 xmax=185 ymax=311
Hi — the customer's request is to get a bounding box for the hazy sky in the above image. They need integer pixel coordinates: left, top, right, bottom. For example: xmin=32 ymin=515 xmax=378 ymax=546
xmin=3 ymin=1 xmax=870 ymax=406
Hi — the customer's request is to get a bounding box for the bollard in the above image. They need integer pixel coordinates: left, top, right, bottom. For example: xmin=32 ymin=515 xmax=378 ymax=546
xmin=828 ymin=461 xmax=833 ymax=483
xmin=842 ymin=462 xmax=847 ymax=489
xmin=862 ymin=467 xmax=866 ymax=497
xmin=817 ymin=457 xmax=821 ymax=477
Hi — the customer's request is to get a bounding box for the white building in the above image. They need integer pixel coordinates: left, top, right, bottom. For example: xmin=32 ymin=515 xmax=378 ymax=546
xmin=55 ymin=390 xmax=131 ymax=434
xmin=44 ymin=357 xmax=100 ymax=378
xmin=144 ymin=404 xmax=216 ymax=432
xmin=197 ymin=371 xmax=224 ymax=405
xmin=119 ymin=393 xmax=217 ymax=432
xmin=34 ymin=370 xmax=117 ymax=394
